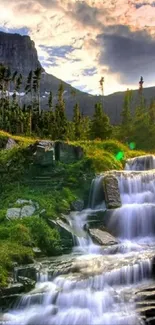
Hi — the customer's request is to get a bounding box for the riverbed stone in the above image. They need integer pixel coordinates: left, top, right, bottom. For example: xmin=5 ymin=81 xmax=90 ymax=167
xmin=89 ymin=228 xmax=119 ymax=246
xmin=103 ymin=174 xmax=121 ymax=209
xmin=70 ymin=199 xmax=84 ymax=211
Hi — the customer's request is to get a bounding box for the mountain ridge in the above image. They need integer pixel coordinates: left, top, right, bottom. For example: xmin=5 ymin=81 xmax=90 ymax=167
xmin=0 ymin=30 xmax=154 ymax=123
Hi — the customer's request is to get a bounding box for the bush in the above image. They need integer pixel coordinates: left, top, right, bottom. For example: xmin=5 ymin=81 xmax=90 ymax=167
xmin=22 ymin=216 xmax=62 ymax=255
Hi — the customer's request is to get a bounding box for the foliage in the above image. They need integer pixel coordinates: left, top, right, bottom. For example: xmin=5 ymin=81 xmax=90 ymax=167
xmin=90 ymin=103 xmax=112 ymax=140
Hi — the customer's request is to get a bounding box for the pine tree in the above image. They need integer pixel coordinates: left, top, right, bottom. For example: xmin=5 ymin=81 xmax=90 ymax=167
xmin=73 ymin=103 xmax=82 ymax=140
xmin=148 ymin=99 xmax=155 ymax=124
xmin=55 ymin=82 xmax=67 ymax=140
xmin=90 ymin=103 xmax=112 ymax=140
xmin=121 ymin=89 xmax=132 ymax=125
xmin=120 ymin=89 xmax=133 ymax=140
xmin=33 ymin=67 xmax=42 ymax=115
xmin=25 ymin=71 xmax=33 ymax=135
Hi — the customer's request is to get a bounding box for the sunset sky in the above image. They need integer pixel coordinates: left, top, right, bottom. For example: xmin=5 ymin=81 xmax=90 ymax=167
xmin=0 ymin=0 xmax=155 ymax=95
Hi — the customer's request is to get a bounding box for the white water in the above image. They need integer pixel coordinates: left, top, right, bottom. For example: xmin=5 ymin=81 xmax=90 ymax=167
xmin=2 ymin=157 xmax=155 ymax=325
xmin=125 ymin=155 xmax=155 ymax=171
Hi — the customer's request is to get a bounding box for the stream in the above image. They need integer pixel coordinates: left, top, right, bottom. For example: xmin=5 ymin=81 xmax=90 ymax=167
xmin=2 ymin=156 xmax=155 ymax=324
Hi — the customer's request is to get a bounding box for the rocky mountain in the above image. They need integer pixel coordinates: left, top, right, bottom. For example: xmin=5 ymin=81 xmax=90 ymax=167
xmin=0 ymin=30 xmax=155 ymax=124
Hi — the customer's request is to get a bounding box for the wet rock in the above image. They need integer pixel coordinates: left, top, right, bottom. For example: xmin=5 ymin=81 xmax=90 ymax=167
xmin=0 ymin=293 xmax=22 ymax=312
xmin=32 ymin=247 xmax=42 ymax=257
xmin=21 ymin=205 xmax=36 ymax=217
xmin=89 ymin=228 xmax=119 ymax=246
xmin=48 ymin=218 xmax=74 ymax=253
xmin=103 ymin=174 xmax=122 ymax=209
xmin=70 ymin=199 xmax=84 ymax=211
xmin=18 ymin=276 xmax=35 ymax=292
xmin=15 ymin=265 xmax=37 ymax=281
xmin=6 ymin=208 xmax=21 ymax=219
xmin=0 ymin=283 xmax=24 ymax=296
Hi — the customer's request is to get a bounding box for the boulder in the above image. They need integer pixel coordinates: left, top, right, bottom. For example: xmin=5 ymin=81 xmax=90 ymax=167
xmin=103 ymin=174 xmax=121 ymax=209
xmin=55 ymin=142 xmax=83 ymax=163
xmin=33 ymin=140 xmax=54 ymax=166
xmin=21 ymin=205 xmax=36 ymax=217
xmin=6 ymin=208 xmax=21 ymax=219
xmin=16 ymin=199 xmax=31 ymax=205
xmin=70 ymin=199 xmax=84 ymax=211
xmin=88 ymin=228 xmax=119 ymax=246
xmin=5 ymin=138 xmax=17 ymax=150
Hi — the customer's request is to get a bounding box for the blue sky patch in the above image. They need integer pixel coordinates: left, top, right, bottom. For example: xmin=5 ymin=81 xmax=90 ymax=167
xmin=39 ymin=45 xmax=75 ymax=59
xmin=82 ymin=67 xmax=97 ymax=76
xmin=0 ymin=27 xmax=29 ymax=35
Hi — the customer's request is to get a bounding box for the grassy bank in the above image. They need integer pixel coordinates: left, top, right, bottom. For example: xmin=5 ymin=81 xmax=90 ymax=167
xmin=0 ymin=132 xmax=148 ymax=286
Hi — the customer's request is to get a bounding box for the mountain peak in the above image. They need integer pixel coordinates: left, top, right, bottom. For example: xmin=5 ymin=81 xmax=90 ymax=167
xmin=0 ymin=30 xmax=42 ymax=75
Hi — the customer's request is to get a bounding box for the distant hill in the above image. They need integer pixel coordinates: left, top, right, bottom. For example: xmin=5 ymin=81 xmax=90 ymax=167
xmin=0 ymin=30 xmax=154 ymax=124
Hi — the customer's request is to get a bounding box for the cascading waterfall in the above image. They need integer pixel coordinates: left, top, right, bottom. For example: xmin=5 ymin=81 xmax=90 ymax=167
xmin=2 ymin=156 xmax=155 ymax=325
xmin=125 ymin=155 xmax=155 ymax=171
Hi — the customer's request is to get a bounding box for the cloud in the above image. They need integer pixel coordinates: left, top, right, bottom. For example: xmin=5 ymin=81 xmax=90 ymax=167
xmin=134 ymin=1 xmax=155 ymax=8
xmin=97 ymin=25 xmax=155 ymax=84
xmin=1 ymin=0 xmax=155 ymax=95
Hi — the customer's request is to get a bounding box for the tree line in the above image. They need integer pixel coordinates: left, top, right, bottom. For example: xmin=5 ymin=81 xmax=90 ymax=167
xmin=117 ymin=77 xmax=155 ymax=150
xmin=0 ymin=64 xmax=112 ymax=140
xmin=0 ymin=64 xmax=155 ymax=149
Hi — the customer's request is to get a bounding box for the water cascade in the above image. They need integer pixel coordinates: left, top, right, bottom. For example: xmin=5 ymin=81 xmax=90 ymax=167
xmin=2 ymin=155 xmax=155 ymax=325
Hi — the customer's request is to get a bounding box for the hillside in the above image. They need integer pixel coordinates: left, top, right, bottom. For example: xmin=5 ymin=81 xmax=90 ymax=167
xmin=0 ymin=131 xmax=146 ymax=287
xmin=0 ymin=31 xmax=155 ymax=123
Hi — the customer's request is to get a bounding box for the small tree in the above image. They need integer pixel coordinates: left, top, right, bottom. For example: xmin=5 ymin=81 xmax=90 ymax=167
xmin=121 ymin=89 xmax=133 ymax=140
xmin=148 ymin=98 xmax=155 ymax=124
xmin=73 ymin=103 xmax=82 ymax=140
xmin=90 ymin=102 xmax=112 ymax=139
xmin=54 ymin=82 xmax=67 ymax=140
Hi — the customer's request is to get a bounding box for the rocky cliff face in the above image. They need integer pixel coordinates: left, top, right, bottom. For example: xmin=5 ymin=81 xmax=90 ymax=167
xmin=0 ymin=31 xmax=41 ymax=75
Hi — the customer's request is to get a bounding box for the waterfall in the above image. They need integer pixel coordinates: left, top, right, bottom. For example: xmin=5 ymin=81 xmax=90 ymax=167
xmin=109 ymin=172 xmax=155 ymax=242
xmin=3 ymin=156 xmax=155 ymax=325
xmin=88 ymin=175 xmax=105 ymax=209
xmin=125 ymin=155 xmax=155 ymax=171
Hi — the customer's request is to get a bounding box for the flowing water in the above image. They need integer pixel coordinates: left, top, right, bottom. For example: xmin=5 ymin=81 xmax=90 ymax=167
xmin=2 ymin=156 xmax=155 ymax=325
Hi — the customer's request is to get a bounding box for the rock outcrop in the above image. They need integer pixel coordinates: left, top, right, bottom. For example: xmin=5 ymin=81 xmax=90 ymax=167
xmin=103 ymin=174 xmax=122 ymax=209
xmin=0 ymin=31 xmax=41 ymax=76
xmin=6 ymin=199 xmax=39 ymax=220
